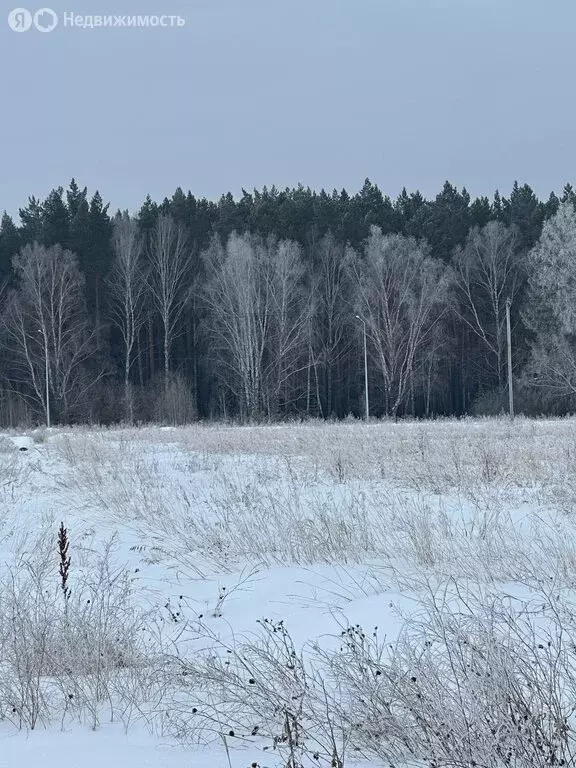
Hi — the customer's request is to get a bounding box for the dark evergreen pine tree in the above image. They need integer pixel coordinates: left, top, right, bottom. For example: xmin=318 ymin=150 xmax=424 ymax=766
xmin=19 ymin=196 xmax=44 ymax=244
xmin=349 ymin=178 xmax=400 ymax=242
xmin=69 ymin=193 xmax=91 ymax=265
xmin=215 ymin=191 xmax=243 ymax=240
xmin=66 ymin=180 xmax=94 ymax=291
xmin=561 ymin=183 xmax=576 ymax=207
xmin=137 ymin=194 xmax=159 ymax=234
xmin=158 ymin=195 xmax=172 ymax=216
xmin=406 ymin=182 xmax=471 ymax=260
xmin=84 ymin=192 xmax=113 ymax=340
xmin=251 ymin=185 xmax=280 ymax=236
xmin=66 ymin=178 xmax=87 ymax=220
xmin=236 ymin=189 xmax=255 ymax=232
xmin=313 ymin=189 xmax=343 ymax=238
xmin=281 ymin=184 xmax=316 ymax=244
xmin=492 ymin=190 xmax=505 ymax=221
xmin=543 ymin=191 xmax=560 ymax=220
xmin=396 ymin=188 xmax=426 ymax=232
xmin=0 ymin=212 xmax=21 ymax=282
xmin=169 ymin=187 xmax=189 ymax=225
xmin=192 ymin=195 xmax=218 ymax=249
xmin=42 ymin=187 xmax=70 ymax=247
xmin=501 ymin=181 xmax=544 ymax=250
xmin=469 ymin=196 xmax=492 ymax=228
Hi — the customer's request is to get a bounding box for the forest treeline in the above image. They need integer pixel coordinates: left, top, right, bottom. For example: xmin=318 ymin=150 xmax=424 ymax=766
xmin=0 ymin=177 xmax=574 ymax=425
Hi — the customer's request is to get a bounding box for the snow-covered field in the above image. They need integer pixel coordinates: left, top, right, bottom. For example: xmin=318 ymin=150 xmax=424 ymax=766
xmin=2 ymin=418 xmax=576 ymax=767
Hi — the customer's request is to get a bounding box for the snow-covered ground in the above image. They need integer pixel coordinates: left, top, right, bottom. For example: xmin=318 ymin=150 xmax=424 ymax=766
xmin=2 ymin=418 xmax=576 ymax=766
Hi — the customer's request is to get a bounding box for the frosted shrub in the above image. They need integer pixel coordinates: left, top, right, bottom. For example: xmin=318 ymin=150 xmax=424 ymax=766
xmin=320 ymin=583 xmax=576 ymax=767
xmin=0 ymin=525 xmax=163 ymax=730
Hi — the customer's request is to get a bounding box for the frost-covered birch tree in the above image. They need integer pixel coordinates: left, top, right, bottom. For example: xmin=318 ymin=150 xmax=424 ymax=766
xmin=202 ymin=232 xmax=270 ymax=418
xmin=264 ymin=239 xmax=310 ymax=416
xmin=108 ymin=216 xmax=147 ymax=421
xmin=353 ymin=227 xmax=452 ymax=418
xmin=203 ymin=232 xmax=309 ymax=419
xmin=2 ymin=242 xmax=97 ymax=421
xmin=453 ymin=221 xmax=522 ymax=393
xmin=523 ymin=202 xmax=576 ymax=401
xmin=147 ymin=215 xmax=192 ymax=383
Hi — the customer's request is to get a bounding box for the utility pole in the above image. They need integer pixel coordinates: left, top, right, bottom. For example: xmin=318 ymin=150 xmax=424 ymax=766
xmin=506 ymin=297 xmax=514 ymax=421
xmin=39 ymin=328 xmax=50 ymax=428
xmin=45 ymin=343 xmax=50 ymax=429
xmin=356 ymin=315 xmax=369 ymax=421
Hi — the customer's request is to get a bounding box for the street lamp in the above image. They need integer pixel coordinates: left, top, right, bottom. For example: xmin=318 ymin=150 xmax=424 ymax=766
xmin=38 ymin=328 xmax=50 ymax=428
xmin=355 ymin=315 xmax=369 ymax=422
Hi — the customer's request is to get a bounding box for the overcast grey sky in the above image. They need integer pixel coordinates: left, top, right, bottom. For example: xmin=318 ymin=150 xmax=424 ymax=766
xmin=2 ymin=0 xmax=575 ymax=216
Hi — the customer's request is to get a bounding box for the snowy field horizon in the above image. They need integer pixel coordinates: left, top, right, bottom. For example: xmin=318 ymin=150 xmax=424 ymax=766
xmin=2 ymin=417 xmax=576 ymax=767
